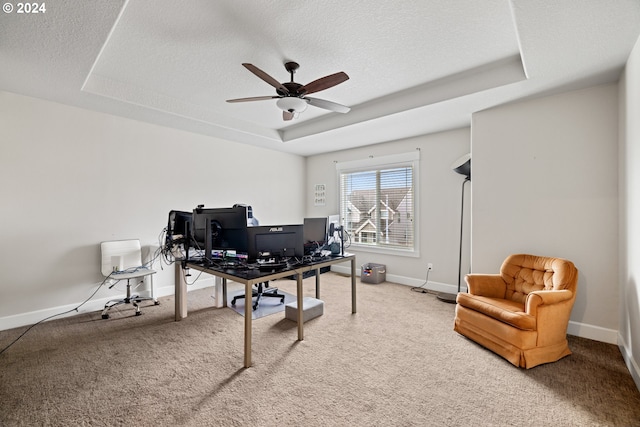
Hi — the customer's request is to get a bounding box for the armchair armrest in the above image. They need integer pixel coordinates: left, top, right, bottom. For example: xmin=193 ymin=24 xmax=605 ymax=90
xmin=527 ymin=289 xmax=573 ymax=312
xmin=465 ymin=274 xmax=507 ymax=298
xmin=525 ymin=289 xmax=575 ymax=345
xmin=525 ymin=289 xmax=573 ymax=315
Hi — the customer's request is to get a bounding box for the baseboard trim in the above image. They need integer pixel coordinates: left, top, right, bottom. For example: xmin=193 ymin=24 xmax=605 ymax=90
xmin=566 ymin=321 xmax=618 ymax=344
xmin=618 ymin=334 xmax=640 ymax=392
xmin=0 ymin=278 xmax=215 ymax=332
xmin=330 ymin=264 xmax=466 ymax=294
xmin=0 ymin=268 xmax=628 ymax=352
xmin=332 ymin=265 xmax=622 ymax=346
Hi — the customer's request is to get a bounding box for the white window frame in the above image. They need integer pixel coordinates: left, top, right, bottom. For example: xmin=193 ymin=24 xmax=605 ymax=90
xmin=336 ymin=151 xmax=420 ymax=258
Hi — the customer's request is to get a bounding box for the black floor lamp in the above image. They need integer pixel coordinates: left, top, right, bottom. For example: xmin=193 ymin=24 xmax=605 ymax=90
xmin=437 ymin=153 xmax=471 ymax=304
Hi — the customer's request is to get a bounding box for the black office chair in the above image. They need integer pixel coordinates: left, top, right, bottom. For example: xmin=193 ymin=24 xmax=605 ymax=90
xmin=231 ymin=282 xmax=285 ymax=311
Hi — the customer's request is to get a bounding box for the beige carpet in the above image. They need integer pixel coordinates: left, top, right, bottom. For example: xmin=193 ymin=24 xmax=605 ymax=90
xmin=1 ymin=272 xmax=639 ymax=426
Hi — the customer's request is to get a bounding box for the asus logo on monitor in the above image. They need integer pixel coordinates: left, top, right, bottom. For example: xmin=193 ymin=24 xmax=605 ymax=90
xmin=269 ymin=227 xmax=283 ymax=232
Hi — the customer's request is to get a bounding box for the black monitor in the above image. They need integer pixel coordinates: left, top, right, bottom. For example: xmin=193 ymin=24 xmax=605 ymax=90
xmin=303 ymin=217 xmax=328 ymax=254
xmin=191 ymin=205 xmax=249 ymax=263
xmin=165 ymin=210 xmax=192 ymax=261
xmin=304 ymin=217 xmax=328 ymax=243
xmin=166 ymin=210 xmax=192 ymax=254
xmin=247 ymin=225 xmax=304 ymax=261
xmin=167 ymin=210 xmax=192 ymax=239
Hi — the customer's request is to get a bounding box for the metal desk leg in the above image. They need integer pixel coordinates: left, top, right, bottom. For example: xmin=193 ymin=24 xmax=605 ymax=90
xmin=244 ymin=281 xmax=252 ymax=368
xmin=175 ymin=262 xmax=187 ymax=321
xmin=150 ymin=273 xmax=155 ymax=302
xmin=297 ymin=272 xmax=304 ymax=341
xmin=222 ymin=278 xmax=228 ymax=307
xmin=315 ymin=268 xmax=321 ymax=299
xmin=351 ymin=257 xmax=357 ymax=314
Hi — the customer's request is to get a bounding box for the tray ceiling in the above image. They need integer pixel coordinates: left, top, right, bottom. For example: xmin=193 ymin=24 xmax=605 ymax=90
xmin=1 ymin=0 xmax=639 ymax=156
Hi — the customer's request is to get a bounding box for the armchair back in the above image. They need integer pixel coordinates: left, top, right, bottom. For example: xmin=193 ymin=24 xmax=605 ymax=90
xmin=500 ymin=254 xmax=578 ymax=304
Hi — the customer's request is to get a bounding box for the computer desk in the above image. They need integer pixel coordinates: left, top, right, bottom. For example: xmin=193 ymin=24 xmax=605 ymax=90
xmin=174 ymin=254 xmax=356 ymax=368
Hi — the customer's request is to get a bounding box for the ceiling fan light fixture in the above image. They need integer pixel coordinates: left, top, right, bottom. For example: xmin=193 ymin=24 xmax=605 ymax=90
xmin=228 ymin=62 xmax=350 ymax=121
xmin=276 ymin=97 xmax=308 ymax=113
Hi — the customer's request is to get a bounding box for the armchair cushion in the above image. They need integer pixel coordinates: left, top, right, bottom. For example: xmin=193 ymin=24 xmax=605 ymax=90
xmin=456 ymin=293 xmax=534 ymax=330
xmin=454 ymin=254 xmax=578 ymax=368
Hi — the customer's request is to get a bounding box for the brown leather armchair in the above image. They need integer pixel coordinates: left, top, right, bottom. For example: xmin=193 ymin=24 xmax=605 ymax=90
xmin=454 ymin=254 xmax=578 ymax=368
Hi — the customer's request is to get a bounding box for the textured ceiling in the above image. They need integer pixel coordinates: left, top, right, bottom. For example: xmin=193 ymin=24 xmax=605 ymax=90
xmin=1 ymin=0 xmax=639 ymax=156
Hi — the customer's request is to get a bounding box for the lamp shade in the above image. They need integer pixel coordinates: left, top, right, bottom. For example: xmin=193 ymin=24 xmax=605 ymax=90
xmin=276 ymin=97 xmax=308 ymax=113
xmin=451 ymin=153 xmax=471 ymax=180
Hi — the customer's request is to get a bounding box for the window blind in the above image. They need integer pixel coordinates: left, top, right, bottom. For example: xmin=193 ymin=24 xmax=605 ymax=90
xmin=337 ymin=152 xmax=417 ymax=252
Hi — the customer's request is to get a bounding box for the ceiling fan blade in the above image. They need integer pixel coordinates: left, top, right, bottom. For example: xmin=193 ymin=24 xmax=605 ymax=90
xmin=283 ymin=111 xmax=294 ymax=121
xmin=242 ymin=63 xmax=289 ymax=94
xmin=226 ymin=96 xmax=279 ymax=103
xmin=300 ymin=72 xmax=349 ymax=95
xmin=305 ymin=97 xmax=351 ymax=113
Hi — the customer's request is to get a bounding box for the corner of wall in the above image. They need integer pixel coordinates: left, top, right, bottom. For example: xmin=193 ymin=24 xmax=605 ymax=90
xmin=619 ymin=334 xmax=640 ymax=392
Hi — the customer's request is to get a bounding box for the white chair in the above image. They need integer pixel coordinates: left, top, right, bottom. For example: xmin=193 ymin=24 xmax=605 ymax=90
xmin=100 ymin=239 xmax=158 ymax=319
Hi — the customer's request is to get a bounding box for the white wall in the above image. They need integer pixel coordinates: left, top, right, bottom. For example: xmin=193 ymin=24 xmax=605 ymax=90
xmin=619 ymin=35 xmax=640 ymax=390
xmin=0 ymin=91 xmax=305 ymax=329
xmin=3 ymin=74 xmax=637 ymax=387
xmin=471 ymin=84 xmax=619 ymax=343
xmin=305 ymin=128 xmax=471 ymax=292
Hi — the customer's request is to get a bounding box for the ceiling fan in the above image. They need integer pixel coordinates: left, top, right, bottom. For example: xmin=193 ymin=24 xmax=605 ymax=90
xmin=226 ymin=61 xmax=350 ymax=121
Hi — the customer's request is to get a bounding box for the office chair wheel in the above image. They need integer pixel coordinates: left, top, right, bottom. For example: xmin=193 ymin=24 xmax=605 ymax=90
xmin=135 ymin=311 xmax=142 ymax=316
xmin=102 ymin=314 xmax=109 ymax=319
xmin=154 ymin=300 xmax=160 ymax=306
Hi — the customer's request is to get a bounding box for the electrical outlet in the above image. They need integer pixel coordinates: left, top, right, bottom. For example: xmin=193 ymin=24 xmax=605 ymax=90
xmin=427 ymin=263 xmax=433 ymax=271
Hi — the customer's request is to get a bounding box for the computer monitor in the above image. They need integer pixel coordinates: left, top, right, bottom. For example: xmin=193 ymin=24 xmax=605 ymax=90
xmin=247 ymin=225 xmax=304 ymax=261
xmin=304 ymin=217 xmax=328 ymax=243
xmin=167 ymin=210 xmax=192 ymax=239
xmin=166 ymin=210 xmax=192 ymax=256
xmin=191 ymin=205 xmax=249 ymax=263
xmin=303 ymin=217 xmax=329 ymax=254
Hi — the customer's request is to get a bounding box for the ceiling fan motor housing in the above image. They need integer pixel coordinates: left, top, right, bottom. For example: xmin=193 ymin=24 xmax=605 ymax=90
xmin=278 ymin=82 xmax=305 ymax=97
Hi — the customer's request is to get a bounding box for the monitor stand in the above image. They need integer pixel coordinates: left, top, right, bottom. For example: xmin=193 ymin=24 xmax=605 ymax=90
xmin=205 ymin=220 xmax=213 ymax=266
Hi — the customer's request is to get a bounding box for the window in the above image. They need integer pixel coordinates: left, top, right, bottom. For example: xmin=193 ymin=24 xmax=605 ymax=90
xmin=336 ymin=151 xmax=419 ymax=255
